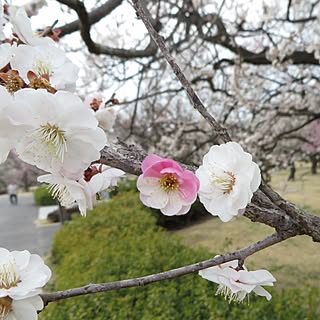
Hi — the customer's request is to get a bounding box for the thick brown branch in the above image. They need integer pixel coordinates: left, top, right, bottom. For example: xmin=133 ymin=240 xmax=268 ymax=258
xmin=99 ymin=143 xmax=320 ymax=242
xmin=58 ymin=0 xmax=123 ymax=37
xmin=41 ymin=232 xmax=290 ymax=306
xmin=57 ymin=0 xmax=158 ymax=58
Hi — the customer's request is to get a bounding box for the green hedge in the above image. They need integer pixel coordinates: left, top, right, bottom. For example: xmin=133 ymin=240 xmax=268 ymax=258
xmin=33 ymin=185 xmax=57 ymax=206
xmin=41 ymin=192 xmax=319 ymax=320
xmin=110 ymin=179 xmax=211 ymax=229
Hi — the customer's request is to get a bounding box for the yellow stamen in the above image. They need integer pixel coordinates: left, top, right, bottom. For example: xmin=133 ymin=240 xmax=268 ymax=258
xmin=159 ymin=173 xmax=179 ymax=192
xmin=37 ymin=124 xmax=67 ymax=161
xmin=0 ymin=297 xmax=13 ymax=318
xmin=0 ymin=262 xmax=20 ymax=289
xmin=211 ymin=171 xmax=236 ymax=194
xmin=33 ymin=59 xmax=52 ymax=76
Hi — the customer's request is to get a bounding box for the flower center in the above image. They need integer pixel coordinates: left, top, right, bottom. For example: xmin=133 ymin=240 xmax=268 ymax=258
xmin=211 ymin=171 xmax=236 ymax=194
xmin=37 ymin=123 xmax=67 ymax=161
xmin=216 ymin=284 xmax=247 ymax=303
xmin=0 ymin=297 xmax=13 ymax=318
xmin=0 ymin=71 xmax=24 ymax=93
xmin=159 ymin=173 xmax=179 ymax=192
xmin=33 ymin=59 xmax=53 ymax=76
xmin=0 ymin=262 xmax=20 ymax=289
xmin=29 ymin=75 xmax=56 ymax=93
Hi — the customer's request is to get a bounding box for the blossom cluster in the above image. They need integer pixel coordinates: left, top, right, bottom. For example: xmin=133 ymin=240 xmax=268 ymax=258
xmin=137 ymin=144 xmax=275 ymax=302
xmin=138 ymin=142 xmax=261 ymax=222
xmin=0 ymin=2 xmax=124 ymax=216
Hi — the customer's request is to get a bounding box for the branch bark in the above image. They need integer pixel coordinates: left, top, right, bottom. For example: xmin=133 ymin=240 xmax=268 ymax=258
xmin=99 ymin=143 xmax=320 ymax=242
xmin=41 ymin=232 xmax=290 ymax=306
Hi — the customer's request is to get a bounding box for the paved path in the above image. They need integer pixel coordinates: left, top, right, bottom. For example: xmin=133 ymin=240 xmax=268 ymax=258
xmin=0 ymin=193 xmax=60 ymax=256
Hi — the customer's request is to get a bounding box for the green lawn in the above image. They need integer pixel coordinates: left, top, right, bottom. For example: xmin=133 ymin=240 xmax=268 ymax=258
xmin=270 ymin=162 xmax=320 ymax=213
xmin=173 ymin=164 xmax=320 ymax=289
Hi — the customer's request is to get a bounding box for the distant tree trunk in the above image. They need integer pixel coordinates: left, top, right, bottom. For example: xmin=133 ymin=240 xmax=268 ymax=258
xmin=288 ymin=163 xmax=296 ymax=181
xmin=310 ymin=154 xmax=317 ymax=175
xmin=58 ymin=202 xmax=65 ymax=225
xmin=22 ymin=170 xmax=29 ymax=192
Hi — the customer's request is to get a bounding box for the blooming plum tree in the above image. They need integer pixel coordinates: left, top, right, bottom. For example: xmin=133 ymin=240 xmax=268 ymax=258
xmin=0 ymin=0 xmax=319 ymax=318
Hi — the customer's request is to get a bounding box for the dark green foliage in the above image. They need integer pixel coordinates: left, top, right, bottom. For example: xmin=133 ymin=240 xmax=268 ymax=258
xmin=41 ymin=192 xmax=319 ymax=320
xmin=151 ymin=198 xmax=212 ymax=229
xmin=109 ymin=178 xmax=138 ymax=197
xmin=110 ymin=179 xmax=212 ymax=229
xmin=33 ymin=185 xmax=57 ymax=206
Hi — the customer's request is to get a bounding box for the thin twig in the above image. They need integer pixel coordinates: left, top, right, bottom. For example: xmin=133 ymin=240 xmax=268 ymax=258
xmin=132 ymin=0 xmax=231 ymax=144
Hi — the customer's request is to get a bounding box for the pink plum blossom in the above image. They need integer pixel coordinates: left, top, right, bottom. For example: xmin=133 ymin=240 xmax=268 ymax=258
xmin=137 ymin=154 xmax=199 ymax=215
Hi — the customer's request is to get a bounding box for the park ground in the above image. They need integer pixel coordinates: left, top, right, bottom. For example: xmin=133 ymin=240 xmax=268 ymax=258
xmin=174 ymin=162 xmax=320 ymax=289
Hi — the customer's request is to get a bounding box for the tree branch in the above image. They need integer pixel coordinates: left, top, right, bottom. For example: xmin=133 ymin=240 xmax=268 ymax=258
xmin=132 ymin=0 xmax=231 ymax=144
xmin=41 ymin=232 xmax=290 ymax=306
xmin=58 ymin=0 xmax=123 ymax=37
xmin=99 ymin=143 xmax=320 ymax=242
xmin=57 ymin=0 xmax=158 ymax=58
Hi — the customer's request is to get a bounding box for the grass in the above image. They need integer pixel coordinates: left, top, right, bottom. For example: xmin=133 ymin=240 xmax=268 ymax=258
xmin=270 ymin=162 xmax=320 ymax=213
xmin=173 ymin=163 xmax=320 ymax=289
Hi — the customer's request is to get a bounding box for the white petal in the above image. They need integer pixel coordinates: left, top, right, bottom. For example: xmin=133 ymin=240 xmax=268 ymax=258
xmin=175 ymin=204 xmax=191 ymax=215
xmin=137 ymin=176 xmax=160 ymax=196
xmin=139 ymin=188 xmax=168 ymax=209
xmin=11 ymin=296 xmax=42 ymax=320
xmin=160 ymin=191 xmax=183 ymax=216
xmin=253 ymin=286 xmax=272 ymax=300
xmin=239 ymin=269 xmax=276 ymax=286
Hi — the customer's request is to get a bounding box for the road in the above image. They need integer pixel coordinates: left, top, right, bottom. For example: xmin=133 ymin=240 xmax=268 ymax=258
xmin=0 ymin=193 xmax=60 ymax=256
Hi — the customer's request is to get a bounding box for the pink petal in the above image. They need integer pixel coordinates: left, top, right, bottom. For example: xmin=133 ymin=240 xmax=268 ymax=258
xmin=141 ymin=154 xmax=163 ymax=172
xmin=160 ymin=167 xmax=183 ymax=175
xmin=144 ymin=159 xmax=183 ymax=178
xmin=178 ymin=170 xmax=199 ymax=202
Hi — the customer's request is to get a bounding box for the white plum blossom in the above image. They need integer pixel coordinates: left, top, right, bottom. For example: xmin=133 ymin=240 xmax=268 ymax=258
xmin=84 ymin=94 xmax=117 ymax=131
xmin=5 ymin=296 xmax=44 ymax=320
xmin=10 ymin=44 xmax=79 ymax=91
xmin=95 ymin=108 xmax=116 ymax=132
xmin=196 ymin=142 xmax=261 ymax=222
xmin=7 ymin=89 xmax=107 ymax=179
xmin=8 ymin=6 xmax=54 ymax=46
xmin=84 ymin=93 xmax=104 ymax=111
xmin=0 ymin=248 xmax=51 ymax=319
xmin=0 ymin=86 xmax=26 ymax=164
xmin=199 ymin=259 xmax=276 ymax=303
xmin=38 ymin=173 xmax=94 ymax=216
xmin=38 ymin=166 xmax=125 ymax=216
xmin=88 ymin=165 xmax=125 ymax=192
xmin=0 ymin=248 xmax=51 ymax=300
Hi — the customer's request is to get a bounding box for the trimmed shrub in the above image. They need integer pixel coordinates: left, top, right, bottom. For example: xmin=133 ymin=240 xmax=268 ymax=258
xmin=110 ymin=179 xmax=212 ymax=229
xmin=33 ymin=185 xmax=57 ymax=206
xmin=41 ymin=192 xmax=319 ymax=320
